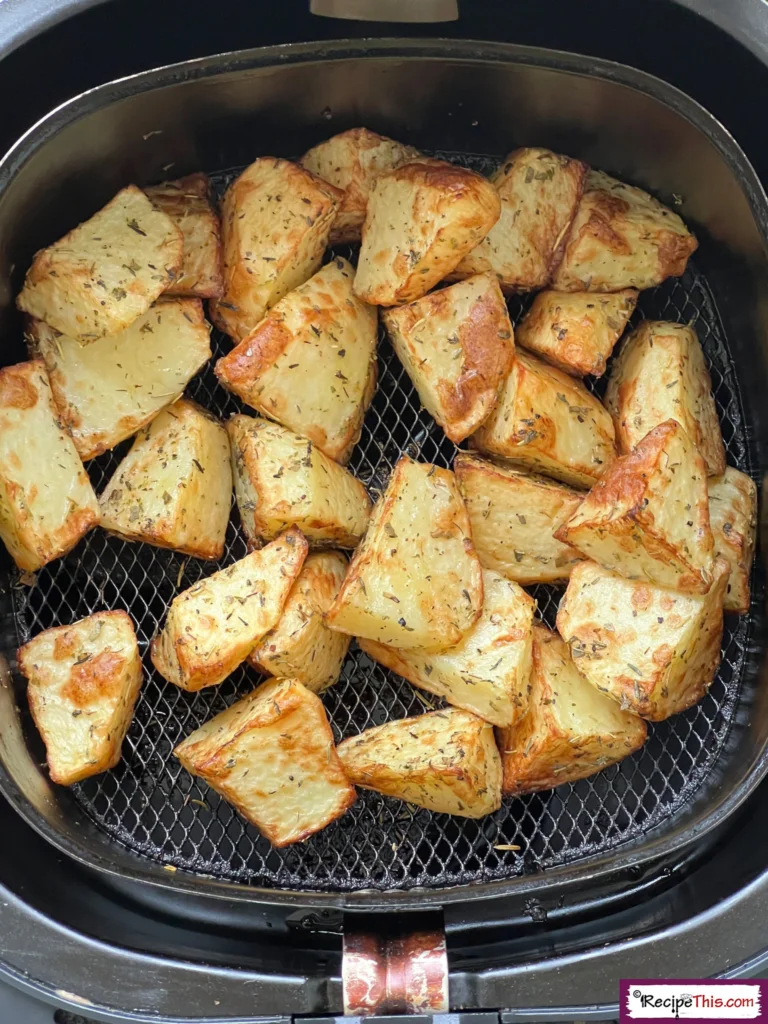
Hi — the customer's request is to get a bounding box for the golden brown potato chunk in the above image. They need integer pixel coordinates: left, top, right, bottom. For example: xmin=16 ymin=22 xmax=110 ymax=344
xmin=708 ymin=466 xmax=758 ymax=614
xmin=515 ymin=289 xmax=637 ymax=377
xmin=227 ymin=415 xmax=370 ymax=549
xmin=300 ymin=127 xmax=420 ymax=244
xmin=99 ymin=399 xmax=232 ymax=561
xmin=337 ymin=707 xmax=502 ymax=818
xmin=16 ymin=185 xmax=183 ymax=343
xmin=0 ymin=361 xmax=99 ymax=572
xmin=175 ymin=677 xmax=355 ymax=846
xmin=359 ymin=569 xmax=534 ymax=728
xmin=150 ymin=528 xmax=308 ymax=691
xmin=452 ymin=148 xmax=587 ymax=291
xmin=382 ymin=272 xmax=515 ymax=443
xmin=210 ymin=157 xmax=342 ymax=342
xmin=27 ymin=298 xmax=212 ymax=461
xmin=353 ymin=159 xmax=501 ymax=306
xmin=18 ymin=610 xmax=142 ymax=786
xmin=248 ymin=552 xmax=350 ymax=692
xmin=454 ymin=453 xmax=583 ymax=584
xmin=556 ymin=420 xmax=714 ymax=594
xmin=145 ymin=173 xmax=224 ymax=299
xmin=215 ymin=258 xmax=377 ymax=463
xmin=605 ymin=321 xmax=725 ymax=476
xmin=498 ymin=624 xmax=647 ymax=794
xmin=552 ymin=170 xmax=698 ymax=292
xmin=556 ymin=557 xmax=730 ymax=721
xmin=471 ymin=349 xmax=617 ymax=488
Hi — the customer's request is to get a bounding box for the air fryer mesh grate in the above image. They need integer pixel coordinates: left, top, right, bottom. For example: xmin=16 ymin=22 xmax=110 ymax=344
xmin=10 ymin=157 xmax=755 ymax=892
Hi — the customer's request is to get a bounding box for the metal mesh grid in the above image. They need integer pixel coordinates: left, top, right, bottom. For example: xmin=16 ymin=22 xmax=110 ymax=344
xmin=9 ymin=156 xmax=756 ymax=893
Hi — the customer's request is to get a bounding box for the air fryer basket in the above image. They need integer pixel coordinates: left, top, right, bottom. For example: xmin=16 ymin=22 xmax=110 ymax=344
xmin=0 ymin=40 xmax=766 ymax=910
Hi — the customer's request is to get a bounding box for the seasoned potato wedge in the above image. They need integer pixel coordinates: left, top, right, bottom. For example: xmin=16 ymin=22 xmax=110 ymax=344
xmin=227 ymin=415 xmax=370 ymax=549
xmin=556 ymin=557 xmax=730 ymax=721
xmin=552 ymin=170 xmax=698 ymax=292
xmin=99 ymin=398 xmax=232 ymax=560
xmin=515 ymin=289 xmax=637 ymax=377
xmin=708 ymin=466 xmax=758 ymax=614
xmin=151 ymin=528 xmax=308 ymax=691
xmin=471 ymin=349 xmax=617 ymax=488
xmin=326 ymin=456 xmax=483 ymax=651
xmin=216 ymin=257 xmax=377 ymax=462
xmin=145 ymin=173 xmax=223 ymax=298
xmin=338 ymin=707 xmax=502 ymax=818
xmin=16 ymin=185 xmax=183 ymax=343
xmin=300 ymin=127 xmax=420 ymax=244
xmin=498 ymin=624 xmax=647 ymax=794
xmin=556 ymin=420 xmax=714 ymax=593
xmin=27 ymin=299 xmax=211 ymax=461
xmin=354 ymin=159 xmax=501 ymax=306
xmin=175 ymin=677 xmax=355 ymax=846
xmin=604 ymin=321 xmax=725 ymax=476
xmin=359 ymin=569 xmax=534 ymax=728
xmin=454 ymin=453 xmax=583 ymax=584
xmin=210 ymin=157 xmax=342 ymax=342
xmin=0 ymin=361 xmax=99 ymax=572
xmin=18 ymin=610 xmax=142 ymax=786
xmin=382 ymin=272 xmax=515 ymax=443
xmin=248 ymin=552 xmax=350 ymax=692
xmin=452 ymin=148 xmax=587 ymax=291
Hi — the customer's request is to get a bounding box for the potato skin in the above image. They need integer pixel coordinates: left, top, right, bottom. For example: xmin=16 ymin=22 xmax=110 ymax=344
xmin=337 ymin=707 xmax=502 ymax=818
xmin=210 ymin=158 xmax=343 ymax=342
xmin=300 ymin=127 xmax=420 ymax=244
xmin=17 ymin=185 xmax=183 ymax=343
xmin=454 ymin=453 xmax=583 ymax=584
xmin=175 ymin=677 xmax=355 ymax=846
xmin=354 ymin=159 xmax=501 ymax=306
xmin=556 ymin=557 xmax=730 ymax=721
xmin=382 ymin=272 xmax=515 ymax=443
xmin=18 ymin=610 xmax=142 ymax=786
xmin=515 ymin=288 xmax=637 ymax=377
xmin=471 ymin=349 xmax=617 ymax=489
xmin=216 ymin=257 xmax=377 ymax=463
xmin=605 ymin=320 xmax=725 ymax=476
xmin=552 ymin=170 xmax=698 ymax=292
xmin=498 ymin=624 xmax=646 ymax=794
xmin=708 ymin=466 xmax=758 ymax=614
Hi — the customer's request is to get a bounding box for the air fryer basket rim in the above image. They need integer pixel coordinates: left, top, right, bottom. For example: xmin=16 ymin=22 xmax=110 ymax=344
xmin=0 ymin=36 xmax=766 ymax=911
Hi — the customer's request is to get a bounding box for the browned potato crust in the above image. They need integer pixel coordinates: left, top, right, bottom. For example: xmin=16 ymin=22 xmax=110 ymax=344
xmin=708 ymin=466 xmax=758 ymax=614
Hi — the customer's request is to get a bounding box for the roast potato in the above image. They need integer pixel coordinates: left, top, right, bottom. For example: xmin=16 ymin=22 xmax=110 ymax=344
xmin=552 ymin=170 xmax=698 ymax=292
xmin=337 ymin=707 xmax=502 ymax=818
xmin=210 ymin=157 xmax=342 ymax=342
xmin=454 ymin=452 xmax=583 ymax=584
xmin=300 ymin=127 xmax=420 ymax=244
xmin=515 ymin=288 xmax=637 ymax=377
xmin=0 ymin=360 xmax=99 ymax=572
xmin=99 ymin=398 xmax=232 ymax=561
xmin=382 ymin=272 xmax=515 ymax=443
xmin=215 ymin=257 xmax=377 ymax=463
xmin=325 ymin=456 xmax=483 ymax=651
xmin=556 ymin=419 xmax=714 ymax=594
xmin=27 ymin=298 xmax=212 ymax=461
xmin=498 ymin=624 xmax=647 ymax=794
xmin=708 ymin=466 xmax=758 ymax=614
xmin=471 ymin=349 xmax=617 ymax=489
xmin=359 ymin=569 xmax=534 ymax=728
xmin=556 ymin=556 xmax=730 ymax=721
xmin=452 ymin=147 xmax=587 ymax=291
xmin=353 ymin=159 xmax=501 ymax=306
xmin=604 ymin=320 xmax=725 ymax=476
xmin=175 ymin=677 xmax=355 ymax=846
xmin=227 ymin=415 xmax=370 ymax=549
xmin=18 ymin=610 xmax=142 ymax=786
xmin=16 ymin=185 xmax=183 ymax=343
